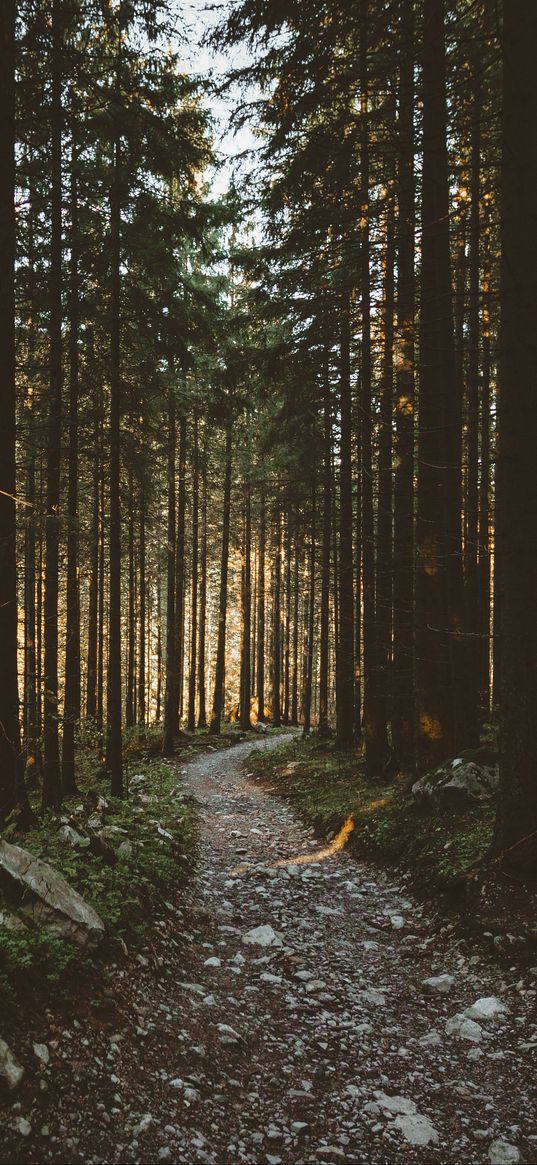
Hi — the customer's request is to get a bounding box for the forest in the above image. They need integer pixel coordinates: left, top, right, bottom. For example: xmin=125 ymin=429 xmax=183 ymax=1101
xmin=0 ymin=1 xmax=536 ymax=1164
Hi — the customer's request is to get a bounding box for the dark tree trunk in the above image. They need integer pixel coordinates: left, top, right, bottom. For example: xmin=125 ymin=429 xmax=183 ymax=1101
xmin=107 ymin=89 xmax=123 ymax=796
xmin=272 ymin=504 xmax=282 ymax=727
xmin=86 ymin=365 xmax=100 ymax=722
xmin=465 ymin=78 xmax=483 ymax=727
xmin=187 ymin=417 xmax=199 ymax=733
xmin=125 ymin=482 xmax=136 ymax=728
xmin=138 ymin=487 xmax=146 ymax=733
xmin=290 ymin=519 xmax=300 ymax=727
xmin=416 ymin=0 xmax=460 ymax=769
xmin=283 ymin=512 xmax=292 ymax=724
xmin=43 ymin=0 xmax=63 ymax=809
xmin=494 ymin=2 xmax=537 ymax=852
xmin=256 ymin=486 xmax=266 ymax=722
xmin=162 ymin=381 xmax=177 ymax=755
xmin=96 ymin=469 xmax=105 ymax=735
xmin=62 ymin=127 xmax=81 ymax=795
xmin=360 ymin=4 xmax=387 ymax=773
xmin=197 ymin=441 xmax=208 ymax=728
xmin=318 ymin=369 xmax=332 ymax=736
xmin=392 ymin=0 xmax=416 ymax=770
xmin=0 ymin=0 xmax=21 ymax=820
xmin=375 ymin=194 xmax=395 ymax=762
xmin=174 ymin=412 xmax=187 ymax=729
xmin=336 ymin=289 xmax=355 ymax=749
xmin=239 ymin=483 xmax=252 ymax=730
xmin=210 ymin=420 xmax=232 ymax=734
xmin=302 ymin=480 xmax=316 ymax=735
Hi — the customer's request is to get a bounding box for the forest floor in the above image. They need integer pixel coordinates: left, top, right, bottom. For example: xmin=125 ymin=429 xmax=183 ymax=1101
xmin=1 ymin=733 xmax=536 ymax=1165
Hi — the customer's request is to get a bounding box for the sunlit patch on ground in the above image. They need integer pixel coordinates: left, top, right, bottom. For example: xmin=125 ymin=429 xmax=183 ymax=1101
xmin=229 ymin=815 xmax=355 ymax=877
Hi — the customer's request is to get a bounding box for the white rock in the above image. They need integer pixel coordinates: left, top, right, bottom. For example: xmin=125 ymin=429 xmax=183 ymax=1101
xmin=260 ymin=972 xmax=282 ymax=984
xmin=375 ymin=1092 xmax=417 ymax=1115
xmin=133 ymin=1114 xmax=153 ymax=1136
xmin=33 ymin=1043 xmax=50 ymax=1065
xmin=488 ymin=1141 xmax=521 ymax=1165
xmin=465 ymin=996 xmax=509 ymax=1021
xmin=0 ymin=1038 xmax=24 ymax=1090
xmin=394 ymin=1113 xmax=439 ymax=1146
xmin=389 ymin=914 xmax=405 ymax=930
xmin=445 ymin=1013 xmax=483 ymax=1042
xmin=13 ymin=1116 xmax=32 ymax=1136
xmin=117 ymin=840 xmax=132 ymax=859
xmin=203 ymin=956 xmax=221 ymax=968
xmin=242 ymin=924 xmax=283 ymax=947
xmin=422 ymin=974 xmax=455 ymax=994
xmin=0 ymin=839 xmax=105 ymax=948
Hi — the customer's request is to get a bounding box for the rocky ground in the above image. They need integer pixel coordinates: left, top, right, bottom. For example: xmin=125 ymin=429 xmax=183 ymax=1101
xmin=1 ymin=734 xmax=536 ymax=1165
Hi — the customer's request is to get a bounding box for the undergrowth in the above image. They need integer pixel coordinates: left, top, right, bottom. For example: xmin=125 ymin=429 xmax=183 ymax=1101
xmin=247 ymin=737 xmax=495 ymax=889
xmin=0 ymin=727 xmax=236 ymax=1001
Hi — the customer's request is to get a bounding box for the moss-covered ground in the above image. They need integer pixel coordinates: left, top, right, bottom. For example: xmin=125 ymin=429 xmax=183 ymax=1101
xmin=0 ymin=727 xmax=241 ymax=1002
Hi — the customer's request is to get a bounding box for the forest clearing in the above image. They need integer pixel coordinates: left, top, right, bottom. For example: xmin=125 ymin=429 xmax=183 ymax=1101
xmin=0 ymin=1 xmax=536 ymax=1163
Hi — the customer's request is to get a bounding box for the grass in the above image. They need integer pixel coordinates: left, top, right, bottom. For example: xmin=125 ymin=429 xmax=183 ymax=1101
xmin=247 ymin=736 xmax=495 ymax=891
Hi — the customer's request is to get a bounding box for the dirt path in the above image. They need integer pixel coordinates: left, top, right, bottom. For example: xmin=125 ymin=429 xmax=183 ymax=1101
xmin=2 ymin=735 xmax=535 ymax=1165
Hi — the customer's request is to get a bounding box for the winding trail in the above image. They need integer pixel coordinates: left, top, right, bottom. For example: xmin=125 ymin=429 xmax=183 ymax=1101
xmin=3 ymin=735 xmax=536 ymax=1164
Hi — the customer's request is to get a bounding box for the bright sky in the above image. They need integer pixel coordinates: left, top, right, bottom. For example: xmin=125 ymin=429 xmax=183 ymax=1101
xmin=177 ymin=0 xmax=259 ymax=196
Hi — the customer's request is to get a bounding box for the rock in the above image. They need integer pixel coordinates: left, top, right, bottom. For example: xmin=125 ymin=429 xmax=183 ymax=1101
xmin=488 ymin=1141 xmax=521 ymax=1164
xmin=242 ymin=924 xmax=283 ymax=947
xmin=59 ymin=824 xmax=86 ymax=847
xmin=359 ymin=987 xmax=386 ymax=1006
xmin=394 ymin=1112 xmax=439 ymax=1146
xmin=445 ymin=1013 xmax=482 ymax=1042
xmin=253 ymin=722 xmax=267 ymax=734
xmin=33 ymin=1043 xmax=50 ymax=1066
xmin=204 ymin=956 xmax=222 ymax=968
xmin=0 ymin=909 xmax=26 ymax=933
xmin=412 ymin=756 xmax=498 ymax=808
xmin=13 ymin=1116 xmax=32 ymax=1137
xmin=117 ymin=840 xmax=133 ymax=860
xmin=133 ymin=1114 xmax=153 ymax=1136
xmin=465 ymin=996 xmax=509 ymax=1021
xmin=422 ymin=974 xmax=455 ymax=994
xmin=0 ymin=1037 xmax=25 ymax=1090
xmin=0 ymin=839 xmax=105 ymax=948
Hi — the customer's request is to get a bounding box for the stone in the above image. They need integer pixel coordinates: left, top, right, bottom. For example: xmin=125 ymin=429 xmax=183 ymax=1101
xmin=13 ymin=1116 xmax=32 ymax=1137
xmin=117 ymin=840 xmax=133 ymax=859
xmin=359 ymin=987 xmax=386 ymax=1006
xmin=203 ymin=956 xmax=221 ymax=968
xmin=465 ymin=996 xmax=509 ymax=1021
xmin=394 ymin=1113 xmax=439 ymax=1146
xmin=242 ymin=924 xmax=283 ymax=947
xmin=488 ymin=1141 xmax=521 ymax=1165
xmin=412 ymin=757 xmax=498 ymax=809
xmin=59 ymin=824 xmax=86 ymax=847
xmin=422 ymin=974 xmax=455 ymax=994
xmin=0 ymin=1037 xmax=25 ymax=1090
xmin=445 ymin=1013 xmax=482 ymax=1042
xmin=33 ymin=1043 xmax=50 ymax=1066
xmin=0 ymin=839 xmax=105 ymax=948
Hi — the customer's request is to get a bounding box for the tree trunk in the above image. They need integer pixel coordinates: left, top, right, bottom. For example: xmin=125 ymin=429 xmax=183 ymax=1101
xmin=0 ymin=0 xmax=21 ymax=820
xmin=162 ymin=381 xmax=177 ymax=755
xmin=62 ymin=125 xmax=81 ymax=795
xmin=256 ymin=486 xmax=266 ymax=722
xmin=318 ymin=368 xmax=332 ymax=736
xmin=494 ymin=2 xmax=537 ymax=852
xmin=416 ymin=0 xmax=459 ymax=769
xmin=302 ymin=479 xmax=316 ymax=735
xmin=375 ymin=194 xmax=395 ymax=763
xmin=187 ymin=416 xmax=199 ymax=732
xmin=107 ymin=75 xmax=123 ymax=796
xmin=174 ymin=412 xmax=187 ymax=730
xmin=210 ymin=420 xmax=232 ymax=733
xmin=197 ymin=439 xmax=208 ymax=728
xmin=392 ymin=0 xmax=416 ymax=770
xmin=138 ymin=486 xmax=146 ymax=733
xmin=43 ymin=0 xmax=63 ymax=809
xmin=86 ymin=360 xmax=100 ymax=722
xmin=272 ymin=504 xmax=282 ymax=727
xmin=336 ymin=288 xmax=355 ymax=749
xmin=239 ymin=482 xmax=252 ymax=730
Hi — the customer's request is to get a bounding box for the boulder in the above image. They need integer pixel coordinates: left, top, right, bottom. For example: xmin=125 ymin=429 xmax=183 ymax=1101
xmin=445 ymin=1012 xmax=482 ymax=1042
xmin=0 ymin=839 xmax=105 ymax=948
xmin=0 ymin=1037 xmax=24 ymax=1090
xmin=488 ymin=1142 xmax=521 ymax=1165
xmin=464 ymin=996 xmax=509 ymax=1021
xmin=412 ymin=756 xmax=498 ymax=808
xmin=422 ymin=973 xmax=455 ymax=994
